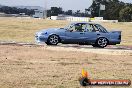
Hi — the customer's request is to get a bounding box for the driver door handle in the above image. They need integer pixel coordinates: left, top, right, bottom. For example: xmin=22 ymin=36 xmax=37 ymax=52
xmin=97 ymin=34 xmax=100 ymax=35
xmin=80 ymin=33 xmax=84 ymax=34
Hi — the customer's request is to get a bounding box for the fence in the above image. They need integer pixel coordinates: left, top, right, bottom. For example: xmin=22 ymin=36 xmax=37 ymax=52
xmin=50 ymin=16 xmax=118 ymax=23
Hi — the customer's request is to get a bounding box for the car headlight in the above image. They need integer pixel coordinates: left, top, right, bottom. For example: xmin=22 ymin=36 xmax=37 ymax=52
xmin=41 ymin=32 xmax=48 ymax=35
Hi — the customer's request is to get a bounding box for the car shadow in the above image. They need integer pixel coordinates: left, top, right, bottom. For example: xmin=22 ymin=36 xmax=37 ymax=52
xmin=54 ymin=44 xmax=132 ymax=50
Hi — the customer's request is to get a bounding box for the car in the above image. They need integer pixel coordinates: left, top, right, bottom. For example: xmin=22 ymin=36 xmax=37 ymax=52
xmin=35 ymin=22 xmax=121 ymax=48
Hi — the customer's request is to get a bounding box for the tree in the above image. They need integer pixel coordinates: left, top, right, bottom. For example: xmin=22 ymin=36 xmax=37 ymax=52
xmin=119 ymin=6 xmax=132 ymax=22
xmin=65 ymin=10 xmax=73 ymax=15
xmin=88 ymin=0 xmax=132 ymax=21
xmin=103 ymin=0 xmax=124 ymax=20
xmin=50 ymin=7 xmax=63 ymax=16
xmin=0 ymin=6 xmax=35 ymax=16
xmin=89 ymin=0 xmax=100 ymax=17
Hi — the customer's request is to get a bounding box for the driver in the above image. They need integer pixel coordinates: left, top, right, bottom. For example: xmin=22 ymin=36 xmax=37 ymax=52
xmin=75 ymin=24 xmax=84 ymax=32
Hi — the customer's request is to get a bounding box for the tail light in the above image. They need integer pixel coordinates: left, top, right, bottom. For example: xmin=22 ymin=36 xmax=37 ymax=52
xmin=118 ymin=35 xmax=121 ymax=40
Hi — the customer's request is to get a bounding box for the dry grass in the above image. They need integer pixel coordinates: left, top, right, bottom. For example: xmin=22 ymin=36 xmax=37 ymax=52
xmin=0 ymin=17 xmax=132 ymax=45
xmin=0 ymin=45 xmax=132 ymax=88
xmin=0 ymin=17 xmax=132 ymax=88
xmin=0 ymin=17 xmax=68 ymax=43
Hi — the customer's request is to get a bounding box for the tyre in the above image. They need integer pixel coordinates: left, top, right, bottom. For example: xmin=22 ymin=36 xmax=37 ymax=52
xmin=96 ymin=37 xmax=108 ymax=48
xmin=46 ymin=35 xmax=59 ymax=45
xmin=45 ymin=42 xmax=50 ymax=45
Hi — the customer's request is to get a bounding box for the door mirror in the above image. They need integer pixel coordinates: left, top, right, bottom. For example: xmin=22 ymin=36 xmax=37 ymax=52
xmin=67 ymin=29 xmax=73 ymax=32
xmin=69 ymin=29 xmax=73 ymax=32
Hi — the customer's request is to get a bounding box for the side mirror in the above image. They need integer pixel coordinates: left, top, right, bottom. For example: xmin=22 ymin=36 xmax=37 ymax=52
xmin=69 ymin=30 xmax=73 ymax=32
xmin=60 ymin=28 xmax=64 ymax=29
xmin=67 ymin=29 xmax=73 ymax=32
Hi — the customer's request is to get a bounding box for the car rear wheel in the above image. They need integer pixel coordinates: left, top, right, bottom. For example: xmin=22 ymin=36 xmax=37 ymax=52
xmin=47 ymin=35 xmax=59 ymax=45
xmin=96 ymin=38 xmax=108 ymax=48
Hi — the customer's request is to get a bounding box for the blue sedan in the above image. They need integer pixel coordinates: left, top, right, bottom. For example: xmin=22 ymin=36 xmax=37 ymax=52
xmin=35 ymin=22 xmax=121 ymax=48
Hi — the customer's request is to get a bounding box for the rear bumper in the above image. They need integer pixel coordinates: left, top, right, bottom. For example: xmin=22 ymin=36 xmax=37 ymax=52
xmin=109 ymin=40 xmax=121 ymax=45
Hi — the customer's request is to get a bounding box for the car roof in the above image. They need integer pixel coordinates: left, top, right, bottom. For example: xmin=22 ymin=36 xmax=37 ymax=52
xmin=70 ymin=22 xmax=98 ymax=25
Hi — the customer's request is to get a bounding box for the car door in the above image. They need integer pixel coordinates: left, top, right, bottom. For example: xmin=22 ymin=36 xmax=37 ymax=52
xmin=65 ymin=23 xmax=85 ymax=43
xmin=83 ymin=24 xmax=99 ymax=43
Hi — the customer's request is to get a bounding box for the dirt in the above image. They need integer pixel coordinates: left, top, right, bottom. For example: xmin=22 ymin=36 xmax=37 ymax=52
xmin=0 ymin=44 xmax=132 ymax=88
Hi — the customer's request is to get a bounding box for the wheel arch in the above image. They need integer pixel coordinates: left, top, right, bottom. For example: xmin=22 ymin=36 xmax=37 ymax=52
xmin=48 ymin=34 xmax=61 ymax=42
xmin=96 ymin=37 xmax=109 ymax=44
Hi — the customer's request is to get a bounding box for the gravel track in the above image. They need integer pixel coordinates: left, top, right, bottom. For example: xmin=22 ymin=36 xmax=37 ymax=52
xmin=0 ymin=42 xmax=132 ymax=55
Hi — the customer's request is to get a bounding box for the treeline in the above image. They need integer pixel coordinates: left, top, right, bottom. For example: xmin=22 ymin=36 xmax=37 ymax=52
xmin=0 ymin=0 xmax=132 ymax=22
xmin=47 ymin=7 xmax=90 ymax=17
xmin=48 ymin=0 xmax=132 ymax=21
xmin=0 ymin=6 xmax=90 ymax=17
xmin=89 ymin=0 xmax=132 ymax=22
xmin=0 ymin=6 xmax=35 ymax=16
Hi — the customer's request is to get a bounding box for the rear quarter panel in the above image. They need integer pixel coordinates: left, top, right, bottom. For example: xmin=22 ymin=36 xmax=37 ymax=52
xmin=106 ymin=32 xmax=121 ymax=44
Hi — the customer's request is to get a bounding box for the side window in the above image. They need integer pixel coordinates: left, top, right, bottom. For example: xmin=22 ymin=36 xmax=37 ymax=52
xmin=95 ymin=24 xmax=108 ymax=33
xmin=75 ymin=23 xmax=85 ymax=32
xmin=86 ymin=24 xmax=95 ymax=32
xmin=69 ymin=23 xmax=86 ymax=32
xmin=86 ymin=24 xmax=101 ymax=32
xmin=68 ymin=23 xmax=88 ymax=32
xmin=93 ymin=25 xmax=100 ymax=32
xmin=69 ymin=24 xmax=75 ymax=31
xmin=67 ymin=24 xmax=75 ymax=31
xmin=75 ymin=24 xmax=82 ymax=32
xmin=82 ymin=24 xmax=87 ymax=31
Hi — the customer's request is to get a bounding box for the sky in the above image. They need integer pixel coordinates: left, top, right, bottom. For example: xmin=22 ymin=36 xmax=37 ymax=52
xmin=0 ymin=0 xmax=132 ymax=11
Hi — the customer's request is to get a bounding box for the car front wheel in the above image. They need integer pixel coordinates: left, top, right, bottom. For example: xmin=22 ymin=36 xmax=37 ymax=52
xmin=47 ymin=35 xmax=59 ymax=45
xmin=96 ymin=38 xmax=108 ymax=48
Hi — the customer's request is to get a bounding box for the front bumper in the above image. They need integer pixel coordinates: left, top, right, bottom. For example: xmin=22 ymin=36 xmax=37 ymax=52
xmin=35 ymin=35 xmax=48 ymax=43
